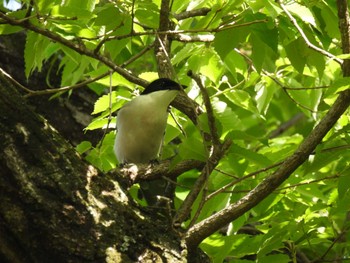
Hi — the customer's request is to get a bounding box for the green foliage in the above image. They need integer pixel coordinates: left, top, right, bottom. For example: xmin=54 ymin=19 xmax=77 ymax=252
xmin=2 ymin=0 xmax=350 ymax=261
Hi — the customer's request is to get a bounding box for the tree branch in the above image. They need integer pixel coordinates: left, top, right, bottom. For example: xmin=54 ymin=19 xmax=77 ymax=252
xmin=279 ymin=2 xmax=343 ymax=65
xmin=0 ymin=12 xmax=148 ymax=88
xmin=91 ymin=19 xmax=268 ymax=45
xmin=187 ymin=70 xmax=220 ymax=146
xmin=172 ymin=71 xmax=230 ymax=225
xmin=116 ymin=159 xmax=205 ymax=183
xmin=337 ymin=0 xmax=350 ymax=76
xmin=174 ymin=7 xmax=211 ymax=21
xmin=0 ymin=12 xmax=201 ymax=123
xmin=185 ymin=88 xmax=350 ymax=249
xmin=173 ymin=140 xmax=232 ymax=226
xmin=171 ymin=34 xmax=214 ymax=43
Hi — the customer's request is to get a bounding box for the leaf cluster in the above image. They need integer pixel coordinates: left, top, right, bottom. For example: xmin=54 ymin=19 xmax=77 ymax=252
xmin=1 ymin=0 xmax=350 ymax=262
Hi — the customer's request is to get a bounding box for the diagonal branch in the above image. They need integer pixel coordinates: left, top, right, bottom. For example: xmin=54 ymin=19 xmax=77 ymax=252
xmin=185 ymin=87 xmax=350 ymax=248
xmin=0 ymin=12 xmax=201 ymax=122
xmin=0 ymin=11 xmax=148 ymax=88
xmin=172 ymin=71 xmax=230 ymax=226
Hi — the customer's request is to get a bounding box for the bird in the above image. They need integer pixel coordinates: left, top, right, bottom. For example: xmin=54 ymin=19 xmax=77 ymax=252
xmin=114 ymin=78 xmax=183 ymax=205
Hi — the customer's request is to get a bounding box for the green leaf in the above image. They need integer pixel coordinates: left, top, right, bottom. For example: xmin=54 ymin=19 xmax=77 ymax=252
xmin=85 ymin=132 xmax=117 ymax=172
xmin=134 ymin=2 xmax=159 ymax=28
xmin=337 ymin=54 xmax=350 ymax=59
xmin=286 ymin=2 xmax=316 ymax=27
xmin=62 ymin=0 xmax=95 ymax=12
xmin=187 ymin=49 xmax=225 ymax=83
xmin=76 ymin=141 xmax=92 ymax=154
xmin=222 ymin=49 xmax=248 ymax=79
xmin=319 ymin=3 xmax=340 ymax=38
xmin=229 ymin=144 xmax=272 ymax=167
xmin=326 ymin=77 xmax=350 ymax=96
xmin=36 ymin=0 xmax=60 ymax=13
xmin=24 ymin=32 xmax=51 ymax=78
xmin=95 ymin=4 xmax=124 ymax=29
xmin=0 ymin=24 xmax=22 ymax=35
xmin=224 ymin=89 xmax=259 ymax=114
xmin=214 ymin=27 xmax=249 ymax=59
xmin=338 ymin=170 xmax=350 ymax=199
xmin=92 ymin=90 xmax=130 ymax=115
xmin=85 ymin=118 xmax=111 ymax=131
xmin=51 ymin=5 xmax=94 ymax=21
xmin=284 ymin=38 xmax=307 ymax=73
xmin=0 ymin=9 xmax=26 ymax=34
xmin=172 ymin=44 xmax=200 ymax=65
xmin=258 ymin=254 xmax=290 ymax=263
xmin=178 ymin=126 xmax=207 ymax=161
xmin=255 ymin=77 xmax=277 ymax=115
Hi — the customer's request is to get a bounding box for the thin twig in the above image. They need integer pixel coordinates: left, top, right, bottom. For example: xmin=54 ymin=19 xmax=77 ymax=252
xmin=268 ymin=113 xmax=304 ymax=138
xmin=120 ymin=43 xmax=155 ymax=67
xmin=0 ymin=67 xmax=32 ymax=93
xmin=169 ymin=109 xmax=186 ymax=137
xmin=96 ymin=19 xmax=268 ymax=44
xmin=173 ymin=140 xmax=231 ymax=226
xmin=234 ymin=48 xmax=319 ymax=113
xmin=279 ymin=2 xmax=343 ymax=65
xmin=24 ymin=71 xmax=111 ymax=97
xmin=0 ymin=12 xmax=148 ymax=88
xmin=187 ymin=70 xmax=220 ymax=146
xmin=171 ymin=34 xmax=214 ymax=43
xmin=98 ymin=72 xmax=114 ymax=148
xmin=172 ymin=71 xmax=227 ymax=225
xmin=276 ymin=174 xmax=340 ymax=191
xmin=206 ymin=161 xmax=284 ymax=201
xmin=188 ymin=174 xmax=210 ymax=228
xmin=214 ymin=168 xmax=239 ymax=179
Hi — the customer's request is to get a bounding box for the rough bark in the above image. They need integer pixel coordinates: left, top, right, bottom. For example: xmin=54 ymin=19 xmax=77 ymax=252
xmin=0 ymin=33 xmax=100 ymax=146
xmin=0 ymin=74 xmax=207 ymax=262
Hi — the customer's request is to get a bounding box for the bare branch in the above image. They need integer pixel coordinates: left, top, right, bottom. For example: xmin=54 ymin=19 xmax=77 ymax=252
xmin=24 ymin=71 xmax=111 ymax=97
xmin=174 ymin=7 xmax=211 ymax=21
xmin=185 ymin=88 xmax=350 ymax=249
xmin=93 ymin=19 xmax=268 ymax=45
xmin=171 ymin=71 xmax=230 ymax=226
xmin=155 ymin=0 xmax=173 ymax=79
xmin=268 ymin=113 xmax=304 ymax=138
xmin=0 ymin=67 xmax=32 ymax=93
xmin=173 ymin=140 xmax=231 ymax=226
xmin=277 ymin=173 xmax=340 ymax=191
xmin=116 ymin=159 xmax=205 ymax=183
xmin=337 ymin=0 xmax=350 ymax=76
xmin=206 ymin=161 xmax=284 ymax=201
xmin=187 ymin=70 xmax=220 ymax=146
xmin=171 ymin=34 xmax=214 ymax=43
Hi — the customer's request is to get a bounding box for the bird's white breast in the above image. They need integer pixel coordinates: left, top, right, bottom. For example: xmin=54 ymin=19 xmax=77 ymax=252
xmin=114 ymin=90 xmax=178 ymax=164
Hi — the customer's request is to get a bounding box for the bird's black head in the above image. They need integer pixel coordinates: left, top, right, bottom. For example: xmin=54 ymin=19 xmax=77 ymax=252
xmin=141 ymin=78 xmax=182 ymax=95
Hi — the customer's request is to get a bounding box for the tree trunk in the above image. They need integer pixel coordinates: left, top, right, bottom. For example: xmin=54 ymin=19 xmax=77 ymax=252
xmin=0 ymin=74 xmax=206 ymax=262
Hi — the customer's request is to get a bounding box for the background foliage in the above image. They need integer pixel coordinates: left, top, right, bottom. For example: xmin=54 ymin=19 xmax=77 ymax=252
xmin=1 ymin=0 xmax=350 ymax=262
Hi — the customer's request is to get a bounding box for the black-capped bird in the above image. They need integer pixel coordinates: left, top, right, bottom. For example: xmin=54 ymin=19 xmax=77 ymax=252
xmin=114 ymin=78 xmax=182 ymax=205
